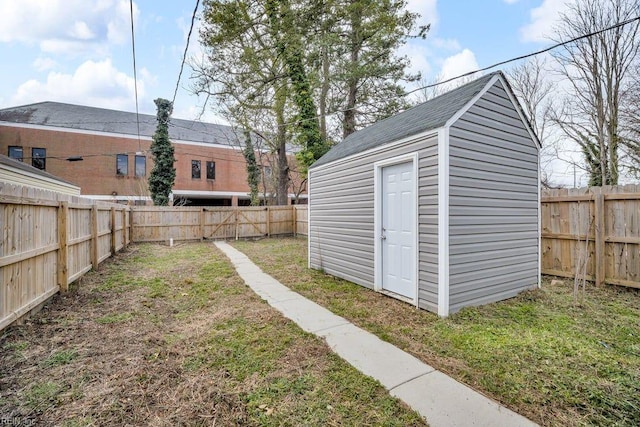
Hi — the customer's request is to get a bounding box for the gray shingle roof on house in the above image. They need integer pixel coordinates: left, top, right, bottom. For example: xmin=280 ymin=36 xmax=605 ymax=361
xmin=0 ymin=153 xmax=77 ymax=186
xmin=0 ymin=101 xmax=239 ymax=146
xmin=312 ymin=72 xmax=500 ymax=168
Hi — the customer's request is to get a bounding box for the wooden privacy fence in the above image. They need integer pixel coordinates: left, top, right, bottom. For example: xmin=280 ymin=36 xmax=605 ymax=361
xmin=131 ymin=205 xmax=308 ymax=242
xmin=1 ymin=184 xmax=130 ymax=331
xmin=542 ymin=185 xmax=640 ymax=289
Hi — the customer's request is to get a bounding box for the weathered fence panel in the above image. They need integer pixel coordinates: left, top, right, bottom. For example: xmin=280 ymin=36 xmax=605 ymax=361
xmin=131 ymin=207 xmax=202 ymax=242
xmin=132 ymin=205 xmax=309 ymax=241
xmin=0 ymin=183 xmax=131 ymax=332
xmin=294 ymin=205 xmax=308 ymax=236
xmin=67 ymin=205 xmax=92 ymax=284
xmin=2 ymin=183 xmax=311 ymax=333
xmin=542 ymin=185 xmax=640 ymax=289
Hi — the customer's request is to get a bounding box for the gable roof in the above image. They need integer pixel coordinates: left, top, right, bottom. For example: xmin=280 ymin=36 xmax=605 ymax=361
xmin=312 ymin=71 xmax=533 ymax=168
xmin=0 ymin=153 xmax=78 ymax=187
xmin=0 ymin=101 xmax=239 ymax=146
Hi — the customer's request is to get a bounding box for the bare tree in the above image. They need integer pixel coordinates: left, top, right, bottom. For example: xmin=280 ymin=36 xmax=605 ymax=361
xmin=507 ymin=57 xmax=559 ymax=187
xmin=620 ymin=61 xmax=640 ymax=178
xmin=549 ymin=0 xmax=640 ymax=186
xmin=507 ymin=56 xmax=553 ymax=141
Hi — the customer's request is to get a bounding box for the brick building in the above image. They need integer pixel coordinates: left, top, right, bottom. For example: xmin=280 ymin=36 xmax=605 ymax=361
xmin=0 ymin=102 xmax=306 ymax=205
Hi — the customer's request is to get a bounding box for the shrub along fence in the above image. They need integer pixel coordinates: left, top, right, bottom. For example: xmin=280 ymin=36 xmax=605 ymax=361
xmin=541 ymin=185 xmax=640 ymax=289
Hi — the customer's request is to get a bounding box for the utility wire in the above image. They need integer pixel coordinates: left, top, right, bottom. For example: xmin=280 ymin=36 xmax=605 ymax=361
xmin=172 ymin=0 xmax=201 ymax=108
xmin=129 ymin=0 xmax=142 ymax=152
xmin=271 ymin=15 xmax=640 ymax=127
xmin=404 ymin=15 xmax=640 ymax=96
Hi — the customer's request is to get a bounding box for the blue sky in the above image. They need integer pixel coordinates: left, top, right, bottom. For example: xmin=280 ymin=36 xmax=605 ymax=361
xmin=0 ymin=0 xmax=570 ymax=118
xmin=0 ymin=0 xmax=581 ymax=183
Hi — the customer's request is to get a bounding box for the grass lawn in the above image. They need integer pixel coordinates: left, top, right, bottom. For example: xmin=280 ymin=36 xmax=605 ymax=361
xmin=0 ymin=243 xmax=425 ymax=426
xmin=233 ymin=237 xmax=640 ymax=427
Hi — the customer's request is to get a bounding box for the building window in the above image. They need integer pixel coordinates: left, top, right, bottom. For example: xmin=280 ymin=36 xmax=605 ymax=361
xmin=206 ymin=161 xmax=216 ymax=180
xmin=32 ymin=148 xmax=46 ymax=170
xmin=8 ymin=146 xmax=23 ymax=161
xmin=116 ymin=154 xmax=128 ymax=176
xmin=135 ymin=155 xmax=146 ymax=177
xmin=192 ymin=160 xmax=201 ymax=179
xmin=263 ymin=166 xmax=272 ymax=178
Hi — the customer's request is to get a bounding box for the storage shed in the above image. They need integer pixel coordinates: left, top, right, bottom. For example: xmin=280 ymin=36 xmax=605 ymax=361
xmin=308 ymin=71 xmax=540 ymax=316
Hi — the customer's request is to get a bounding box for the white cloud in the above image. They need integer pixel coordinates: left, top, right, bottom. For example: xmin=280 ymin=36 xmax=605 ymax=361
xmin=33 ymin=57 xmax=57 ymax=72
xmin=11 ymin=58 xmax=146 ymax=111
xmin=69 ymin=21 xmax=95 ymax=40
xmin=520 ymin=0 xmax=573 ymax=43
xmin=0 ymin=0 xmax=137 ymax=54
xmin=440 ymin=49 xmax=480 ymax=81
xmin=406 ymin=0 xmax=438 ymax=30
xmin=430 ymin=37 xmax=461 ymax=52
xmin=504 ymin=0 xmax=520 ymax=4
xmin=399 ymin=42 xmax=432 ymax=77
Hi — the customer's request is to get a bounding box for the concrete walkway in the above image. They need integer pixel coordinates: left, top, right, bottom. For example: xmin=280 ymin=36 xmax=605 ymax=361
xmin=215 ymin=242 xmax=537 ymax=427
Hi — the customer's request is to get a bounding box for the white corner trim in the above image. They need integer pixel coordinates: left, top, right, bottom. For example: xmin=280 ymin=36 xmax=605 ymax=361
xmin=307 ymin=172 xmax=312 ymax=269
xmin=373 ymin=152 xmax=419 ymax=306
xmin=537 ymin=147 xmax=542 ymax=288
xmin=445 ymin=75 xmax=501 ymax=129
xmin=437 ymin=128 xmax=450 ymax=317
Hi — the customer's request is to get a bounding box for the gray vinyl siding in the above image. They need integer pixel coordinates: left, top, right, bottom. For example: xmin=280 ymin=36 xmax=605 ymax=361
xmin=417 ymin=143 xmax=439 ymax=312
xmin=309 ymin=133 xmax=439 ymax=311
xmin=447 ymin=79 xmax=539 ymax=313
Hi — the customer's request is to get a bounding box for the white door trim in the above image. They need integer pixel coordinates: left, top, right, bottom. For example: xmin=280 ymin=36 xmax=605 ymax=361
xmin=374 ymin=152 xmax=419 ymax=307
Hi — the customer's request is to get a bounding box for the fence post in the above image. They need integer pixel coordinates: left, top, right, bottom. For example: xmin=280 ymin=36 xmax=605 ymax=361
xmin=594 ymin=194 xmax=605 ymax=286
xmin=200 ymin=207 xmax=205 ymax=241
xmin=57 ymin=201 xmax=69 ymax=292
xmin=266 ymin=206 xmax=271 ymax=237
xmin=292 ymin=205 xmax=297 ymax=236
xmin=128 ymin=208 xmax=134 ymax=245
xmin=110 ymin=207 xmax=116 ymax=255
xmin=91 ymin=206 xmax=99 ymax=269
xmin=122 ymin=208 xmax=128 ymax=247
xmin=235 ymin=208 xmax=239 ymax=240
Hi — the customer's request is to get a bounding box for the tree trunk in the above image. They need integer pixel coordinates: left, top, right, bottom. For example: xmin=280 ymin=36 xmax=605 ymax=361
xmin=319 ymin=41 xmax=330 ymax=141
xmin=275 ymin=84 xmax=290 ymax=205
xmin=343 ymin=0 xmax=362 ymax=139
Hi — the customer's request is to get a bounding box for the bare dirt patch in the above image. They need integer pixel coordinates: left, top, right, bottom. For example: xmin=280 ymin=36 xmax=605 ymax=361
xmin=0 ymin=243 xmax=425 ymax=426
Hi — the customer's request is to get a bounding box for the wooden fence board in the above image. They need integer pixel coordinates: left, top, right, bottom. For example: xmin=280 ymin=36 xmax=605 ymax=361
xmin=542 ymin=186 xmax=640 ymax=289
xmin=1 ymin=184 xmax=131 ymax=332
xmin=131 ymin=205 xmax=308 ymax=242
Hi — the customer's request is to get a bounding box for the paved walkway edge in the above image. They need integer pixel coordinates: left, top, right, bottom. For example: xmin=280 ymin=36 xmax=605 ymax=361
xmin=215 ymin=241 xmax=538 ymax=427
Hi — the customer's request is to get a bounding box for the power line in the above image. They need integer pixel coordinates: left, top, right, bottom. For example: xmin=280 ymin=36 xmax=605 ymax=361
xmin=129 ymin=0 xmax=142 ymax=152
xmin=172 ymin=0 xmax=201 ymax=108
xmin=404 ymin=15 xmax=640 ymax=96
xmin=272 ymin=15 xmax=640 ymax=127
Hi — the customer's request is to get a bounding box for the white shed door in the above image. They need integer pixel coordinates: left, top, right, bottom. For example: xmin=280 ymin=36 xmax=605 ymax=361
xmin=381 ymin=161 xmax=415 ymax=298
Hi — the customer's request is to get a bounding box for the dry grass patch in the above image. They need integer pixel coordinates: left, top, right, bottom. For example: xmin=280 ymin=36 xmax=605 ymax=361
xmin=0 ymin=243 xmax=425 ymax=426
xmin=233 ymin=237 xmax=640 ymax=427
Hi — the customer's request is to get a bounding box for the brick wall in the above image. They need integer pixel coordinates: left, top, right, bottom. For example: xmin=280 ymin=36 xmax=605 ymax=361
xmin=0 ymin=125 xmax=304 ymax=205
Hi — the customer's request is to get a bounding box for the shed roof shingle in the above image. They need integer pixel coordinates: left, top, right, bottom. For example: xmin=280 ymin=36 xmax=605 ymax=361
xmin=312 ymin=72 xmax=500 ymax=168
